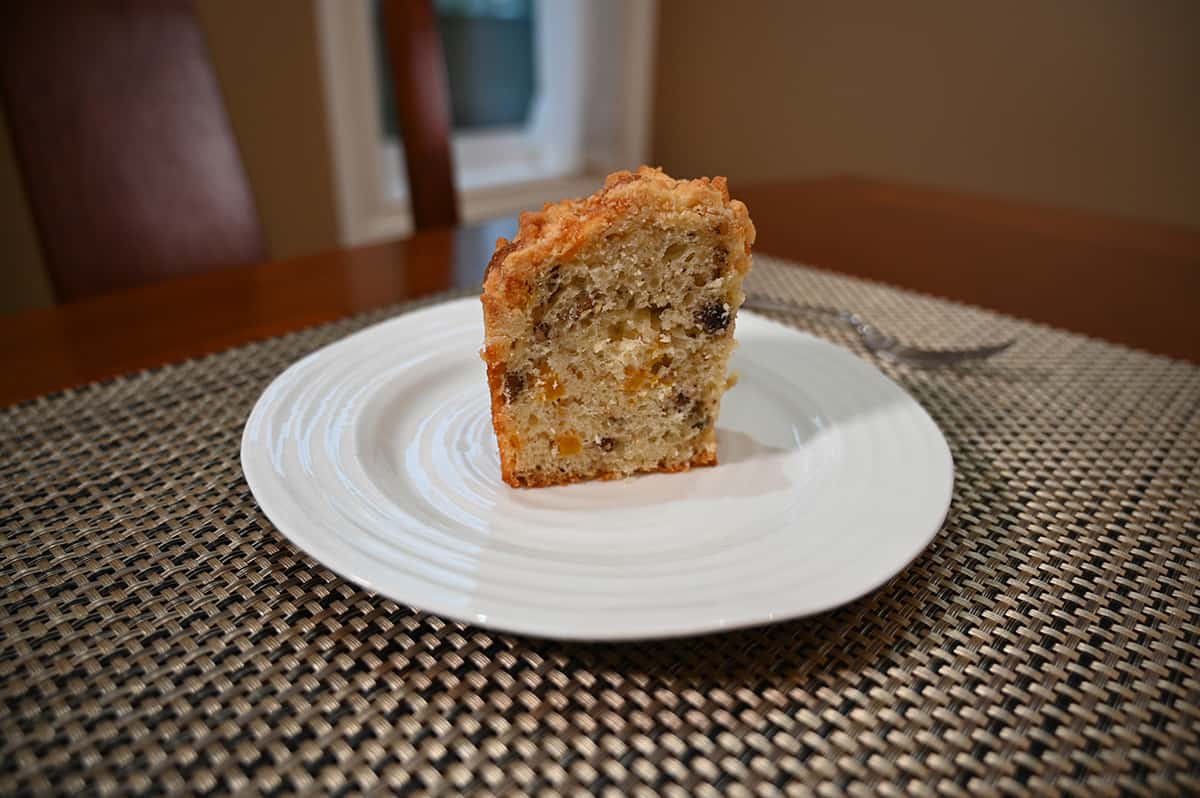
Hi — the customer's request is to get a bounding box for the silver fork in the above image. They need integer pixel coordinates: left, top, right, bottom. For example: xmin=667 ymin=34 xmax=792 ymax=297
xmin=742 ymin=294 xmax=1015 ymax=367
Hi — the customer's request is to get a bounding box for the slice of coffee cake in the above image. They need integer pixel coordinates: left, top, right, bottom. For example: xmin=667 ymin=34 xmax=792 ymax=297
xmin=481 ymin=166 xmax=755 ymax=487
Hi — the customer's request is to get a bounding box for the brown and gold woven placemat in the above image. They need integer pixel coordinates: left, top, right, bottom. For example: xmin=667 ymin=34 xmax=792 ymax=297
xmin=2 ymin=257 xmax=1198 ymax=796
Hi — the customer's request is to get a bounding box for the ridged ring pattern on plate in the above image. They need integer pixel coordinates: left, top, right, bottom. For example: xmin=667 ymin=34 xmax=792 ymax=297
xmin=242 ymin=298 xmax=953 ymax=639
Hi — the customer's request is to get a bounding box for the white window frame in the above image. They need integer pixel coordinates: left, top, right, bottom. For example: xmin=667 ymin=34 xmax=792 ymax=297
xmin=315 ymin=0 xmax=657 ymax=246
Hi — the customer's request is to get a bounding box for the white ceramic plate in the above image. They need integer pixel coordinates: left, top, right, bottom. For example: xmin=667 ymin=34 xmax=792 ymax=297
xmin=242 ymin=298 xmax=953 ymax=641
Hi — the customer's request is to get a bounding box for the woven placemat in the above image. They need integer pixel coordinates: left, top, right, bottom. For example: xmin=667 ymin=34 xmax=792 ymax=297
xmin=2 ymin=256 xmax=1198 ymax=796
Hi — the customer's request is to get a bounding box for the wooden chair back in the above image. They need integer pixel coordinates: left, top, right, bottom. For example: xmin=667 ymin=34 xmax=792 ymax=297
xmin=0 ymin=0 xmax=266 ymax=301
xmin=380 ymin=0 xmax=459 ymax=231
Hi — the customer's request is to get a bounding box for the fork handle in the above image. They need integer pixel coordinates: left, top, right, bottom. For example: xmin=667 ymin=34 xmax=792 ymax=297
xmin=742 ymin=296 xmax=886 ymax=341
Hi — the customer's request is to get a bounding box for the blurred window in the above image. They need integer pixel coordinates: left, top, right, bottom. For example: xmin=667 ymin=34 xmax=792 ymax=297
xmin=374 ymin=0 xmax=586 ymax=194
xmin=376 ymin=0 xmax=536 ymax=135
xmin=317 ymin=0 xmax=655 ymax=243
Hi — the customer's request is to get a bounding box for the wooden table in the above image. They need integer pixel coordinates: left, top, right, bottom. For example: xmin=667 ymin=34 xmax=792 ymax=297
xmin=2 ymin=177 xmax=1197 ymax=406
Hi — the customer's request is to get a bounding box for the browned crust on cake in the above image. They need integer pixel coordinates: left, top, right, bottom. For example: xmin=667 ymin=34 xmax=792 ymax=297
xmin=483 ymin=358 xmax=520 ymax=484
xmin=507 ymin=448 xmax=718 ymax=488
xmin=482 ymin=166 xmax=753 ymax=327
xmin=480 ymin=165 xmax=754 ymax=488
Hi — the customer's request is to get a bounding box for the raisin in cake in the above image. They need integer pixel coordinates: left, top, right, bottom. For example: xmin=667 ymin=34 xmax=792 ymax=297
xmin=481 ymin=166 xmax=755 ymax=487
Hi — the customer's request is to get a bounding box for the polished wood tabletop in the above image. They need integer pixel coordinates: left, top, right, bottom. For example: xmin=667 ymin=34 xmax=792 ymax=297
xmin=2 ymin=177 xmax=1197 ymax=406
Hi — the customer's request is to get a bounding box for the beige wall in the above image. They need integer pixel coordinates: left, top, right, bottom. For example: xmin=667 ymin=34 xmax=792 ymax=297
xmin=194 ymin=0 xmax=339 ymax=261
xmin=653 ymin=0 xmax=1200 ymax=229
xmin=0 ymin=0 xmax=339 ymax=315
